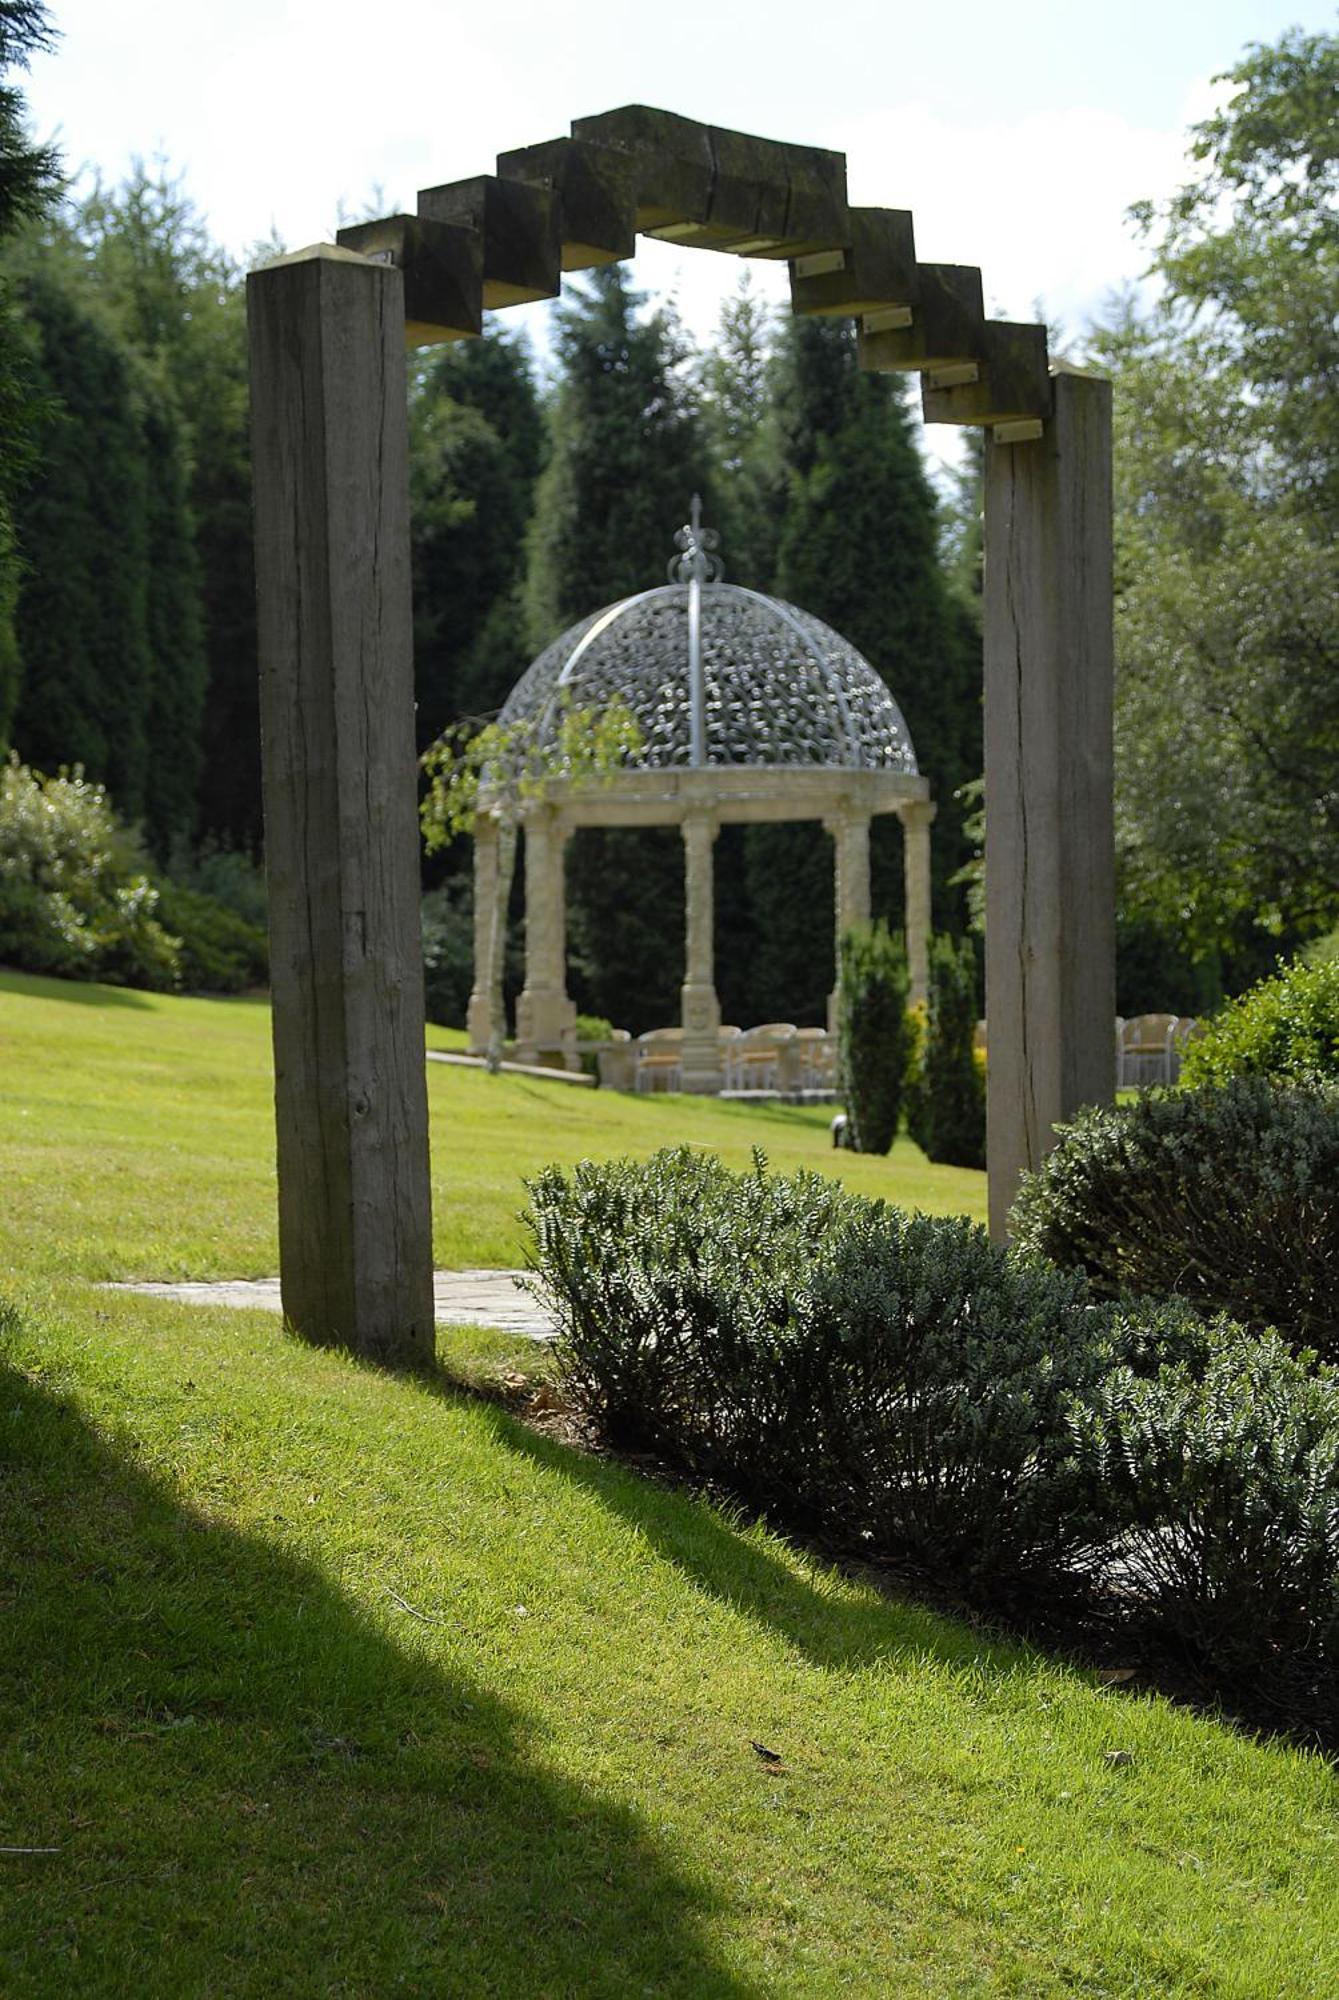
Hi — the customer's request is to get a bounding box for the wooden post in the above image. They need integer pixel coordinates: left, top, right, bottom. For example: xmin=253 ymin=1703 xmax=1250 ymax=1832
xmin=248 ymin=244 xmax=435 ymax=1363
xmin=983 ymin=368 xmax=1115 ymax=1240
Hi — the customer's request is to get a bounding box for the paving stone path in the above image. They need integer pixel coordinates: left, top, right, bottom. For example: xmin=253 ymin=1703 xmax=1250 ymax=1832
xmin=108 ymin=1270 xmax=558 ymax=1341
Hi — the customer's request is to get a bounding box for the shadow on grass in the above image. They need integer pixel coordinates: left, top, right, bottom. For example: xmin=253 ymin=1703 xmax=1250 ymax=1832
xmin=0 ymin=1360 xmax=753 ymax=1999
xmin=443 ymin=1384 xmax=1025 ymax=1687
xmin=0 ymin=969 xmax=156 ymax=1010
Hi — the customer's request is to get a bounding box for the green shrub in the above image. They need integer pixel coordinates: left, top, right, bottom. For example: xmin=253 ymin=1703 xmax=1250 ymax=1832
xmin=1068 ymin=1330 xmax=1339 ymax=1687
xmin=421 ymin=880 xmax=474 ymax=1027
xmin=908 ymin=934 xmax=985 ymax=1168
xmin=837 ymin=921 xmax=910 ymax=1154
xmin=153 ymin=881 xmax=268 ymax=994
xmin=525 ymin=1149 xmax=1202 ymax=1599
xmin=1181 ymin=953 xmax=1339 ymax=1088
xmin=0 ymin=756 xmax=179 ymax=989
xmin=1010 ymin=1079 xmax=1339 ymax=1360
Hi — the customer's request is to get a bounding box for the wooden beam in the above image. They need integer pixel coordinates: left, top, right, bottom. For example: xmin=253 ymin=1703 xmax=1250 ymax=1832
xmin=416 ymin=174 xmax=561 ymax=307
xmin=789 ymin=207 xmax=918 ymax=316
xmin=335 ymin=213 xmax=483 ymax=345
xmin=857 ymin=262 xmax=985 ymax=372
xmin=921 ymin=320 xmax=1052 ymax=427
xmin=496 ymin=136 xmax=637 ymax=269
xmin=571 ymin=105 xmax=714 ymax=231
xmin=570 ymin=105 xmax=847 ymax=256
xmin=982 ymin=369 xmax=1115 ymax=1239
xmin=247 ymin=245 xmax=435 ymax=1363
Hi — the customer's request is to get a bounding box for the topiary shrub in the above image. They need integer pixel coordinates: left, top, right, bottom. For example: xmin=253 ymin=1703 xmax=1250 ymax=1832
xmin=1010 ymin=1078 xmax=1339 ymax=1360
xmin=0 ymin=756 xmax=179 ymax=989
xmin=909 ymin=933 xmax=985 ymax=1168
xmin=525 ymin=1149 xmax=1205 ymax=1601
xmin=1068 ymin=1329 xmax=1339 ymax=1690
xmin=837 ymin=920 xmax=910 ymax=1154
xmin=153 ymin=881 xmax=268 ymax=994
xmin=1180 ymin=952 xmax=1339 ymax=1088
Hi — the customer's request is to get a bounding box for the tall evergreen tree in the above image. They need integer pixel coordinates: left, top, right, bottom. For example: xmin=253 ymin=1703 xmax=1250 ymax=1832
xmin=0 ymin=0 xmax=59 ymax=747
xmin=410 ymin=325 xmax=544 ymax=743
xmin=773 ymin=317 xmax=981 ymax=924
xmin=697 ymin=271 xmax=784 ymax=591
xmin=11 ymin=270 xmax=153 ymax=816
xmin=65 ymin=166 xmax=254 ymax=848
xmin=524 ymin=266 xmax=716 ymax=1030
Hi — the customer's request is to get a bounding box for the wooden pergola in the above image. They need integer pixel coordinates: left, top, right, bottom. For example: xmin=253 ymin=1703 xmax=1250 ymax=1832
xmin=248 ymin=105 xmax=1114 ymax=1362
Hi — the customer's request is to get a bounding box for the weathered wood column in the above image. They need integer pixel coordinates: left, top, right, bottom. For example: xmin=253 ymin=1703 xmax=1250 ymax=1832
xmin=826 ymin=809 xmax=872 ymax=1032
xmin=983 ymin=367 xmax=1115 ymax=1240
xmin=249 ymin=243 xmax=435 ymax=1363
xmin=680 ymin=809 xmax=722 ymax=1092
xmin=515 ymin=804 xmax=577 ymax=1067
xmin=898 ymin=799 xmax=935 ymax=1006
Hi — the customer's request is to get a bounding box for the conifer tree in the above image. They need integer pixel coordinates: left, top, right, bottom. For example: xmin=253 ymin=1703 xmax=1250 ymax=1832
xmin=524 ymin=266 xmax=716 ymax=1030
xmin=0 ymin=0 xmax=59 ymax=747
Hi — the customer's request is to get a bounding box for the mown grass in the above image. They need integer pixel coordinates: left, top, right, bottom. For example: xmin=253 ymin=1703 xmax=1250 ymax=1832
xmin=2 ymin=969 xmax=1338 ymax=1995
xmin=0 ymin=969 xmax=985 ymax=1282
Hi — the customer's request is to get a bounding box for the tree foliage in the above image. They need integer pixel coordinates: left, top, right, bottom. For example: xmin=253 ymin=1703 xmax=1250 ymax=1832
xmin=1101 ymin=28 xmax=1339 ymax=973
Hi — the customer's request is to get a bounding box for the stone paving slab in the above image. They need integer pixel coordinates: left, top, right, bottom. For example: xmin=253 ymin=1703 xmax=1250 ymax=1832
xmin=106 ymin=1270 xmax=558 ymax=1341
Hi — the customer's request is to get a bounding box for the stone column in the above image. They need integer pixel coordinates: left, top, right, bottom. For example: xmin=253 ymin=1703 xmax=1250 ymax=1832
xmin=248 ymin=243 xmax=434 ymax=1365
xmin=983 ymin=368 xmax=1115 ymax=1240
xmin=679 ymin=810 xmax=722 ymax=1092
xmin=467 ymin=813 xmax=499 ymax=1056
xmin=899 ymin=799 xmax=936 ymax=1006
xmin=515 ymin=804 xmax=576 ymax=1068
xmin=826 ymin=811 xmax=871 ymax=1032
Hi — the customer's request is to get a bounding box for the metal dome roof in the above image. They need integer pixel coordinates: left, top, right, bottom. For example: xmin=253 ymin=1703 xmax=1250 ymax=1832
xmin=497 ymin=503 xmax=919 ymax=775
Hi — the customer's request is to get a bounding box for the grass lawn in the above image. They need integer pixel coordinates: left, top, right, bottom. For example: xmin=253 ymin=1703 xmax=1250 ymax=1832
xmin=2 ymin=969 xmax=1337 ymax=1995
xmin=0 ymin=969 xmax=986 ymax=1283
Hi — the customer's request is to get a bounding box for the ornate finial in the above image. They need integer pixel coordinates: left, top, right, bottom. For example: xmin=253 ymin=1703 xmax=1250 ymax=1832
xmin=668 ymin=494 xmax=724 ymax=585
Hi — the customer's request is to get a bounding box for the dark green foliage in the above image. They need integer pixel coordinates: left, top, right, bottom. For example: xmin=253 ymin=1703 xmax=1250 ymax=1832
xmin=140 ymin=396 xmax=205 ymax=856
xmin=410 ymin=328 xmax=544 ymax=742
xmin=152 ymin=880 xmax=266 ymax=994
xmin=1010 ymin=1079 xmax=1339 ymax=1360
xmin=10 ymin=272 xmax=153 ymax=817
xmin=525 ymin=268 xmax=713 ymax=1032
xmin=525 ymin=1149 xmax=1199 ymax=1599
xmin=837 ymin=921 xmax=909 ymax=1154
xmin=1103 ymin=30 xmax=1339 ymax=964
xmin=1067 ymin=1330 xmax=1339 ymax=1688
xmin=421 ymin=879 xmax=474 ymax=1029
xmin=908 ymin=933 xmax=985 ymax=1168
xmin=1179 ymin=952 xmax=1339 ymax=1089
xmin=772 ymin=320 xmax=981 ymax=922
xmin=737 ymin=821 xmax=832 ymax=1026
xmin=0 ymin=1 xmax=57 ymax=749
xmin=567 ymin=825 xmax=684 ymax=1033
xmin=525 ymin=266 xmax=715 ymax=646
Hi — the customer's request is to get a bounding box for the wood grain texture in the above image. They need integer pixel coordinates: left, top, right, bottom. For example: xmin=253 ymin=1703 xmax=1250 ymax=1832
xmin=496 ymin=136 xmax=637 ymax=269
xmin=248 ymin=246 xmax=435 ymax=1361
xmin=789 ymin=207 xmax=919 ymax=316
xmin=335 ymin=213 xmax=483 ymax=344
xmin=921 ymin=320 xmax=1052 ymax=427
xmin=983 ymin=369 xmax=1115 ymax=1239
xmin=416 ymin=175 xmax=561 ymax=306
xmin=858 ymin=263 xmax=985 ymax=372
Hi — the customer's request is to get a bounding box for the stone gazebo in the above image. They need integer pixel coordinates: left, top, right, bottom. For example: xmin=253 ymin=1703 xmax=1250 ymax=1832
xmin=466 ymin=501 xmax=935 ymax=1091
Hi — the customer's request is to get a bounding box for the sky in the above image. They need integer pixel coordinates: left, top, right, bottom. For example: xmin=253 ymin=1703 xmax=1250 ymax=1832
xmin=21 ymin=0 xmax=1334 ymax=395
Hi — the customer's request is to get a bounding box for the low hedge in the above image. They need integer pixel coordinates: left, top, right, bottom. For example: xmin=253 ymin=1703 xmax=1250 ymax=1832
xmin=527 ymin=1150 xmax=1205 ymax=1601
xmin=526 ymin=1149 xmax=1339 ymax=1722
xmin=1009 ymin=1078 xmax=1339 ymax=1361
xmin=1181 ymin=952 xmax=1339 ymax=1089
